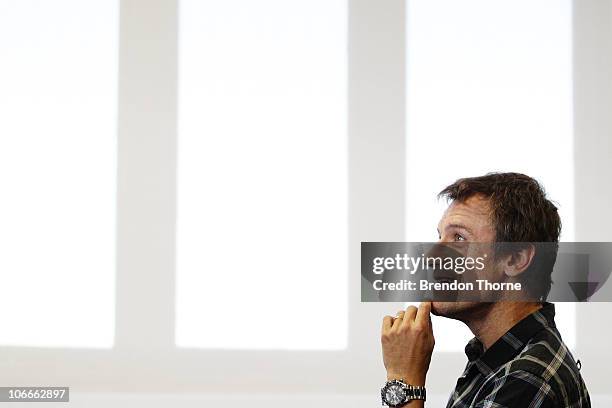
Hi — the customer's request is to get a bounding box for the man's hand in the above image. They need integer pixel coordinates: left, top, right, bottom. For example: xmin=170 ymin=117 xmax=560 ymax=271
xmin=381 ymin=302 xmax=435 ymax=386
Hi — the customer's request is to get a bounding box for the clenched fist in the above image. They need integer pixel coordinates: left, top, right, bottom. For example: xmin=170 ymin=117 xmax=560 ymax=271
xmin=381 ymin=302 xmax=435 ymax=386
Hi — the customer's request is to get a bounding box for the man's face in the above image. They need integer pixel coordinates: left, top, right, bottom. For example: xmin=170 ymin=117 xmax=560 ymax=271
xmin=432 ymin=194 xmax=498 ymax=320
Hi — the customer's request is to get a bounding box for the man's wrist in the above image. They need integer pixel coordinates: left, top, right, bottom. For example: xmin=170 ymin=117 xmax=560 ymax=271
xmin=386 ymin=372 xmax=426 ymax=386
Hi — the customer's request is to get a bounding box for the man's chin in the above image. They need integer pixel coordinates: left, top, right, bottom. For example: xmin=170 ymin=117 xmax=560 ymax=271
xmin=432 ymin=301 xmax=481 ymax=320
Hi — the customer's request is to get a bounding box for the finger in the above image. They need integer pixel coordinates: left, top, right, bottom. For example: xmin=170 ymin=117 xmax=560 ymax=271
xmin=391 ymin=312 xmax=404 ymax=329
xmin=382 ymin=316 xmax=393 ymax=332
xmin=400 ymin=305 xmax=418 ymax=327
xmin=405 ymin=305 xmax=418 ymax=319
xmin=416 ymin=301 xmax=432 ymax=326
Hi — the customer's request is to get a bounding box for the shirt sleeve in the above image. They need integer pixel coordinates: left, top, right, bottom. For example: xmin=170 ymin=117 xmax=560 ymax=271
xmin=473 ymin=370 xmax=558 ymax=408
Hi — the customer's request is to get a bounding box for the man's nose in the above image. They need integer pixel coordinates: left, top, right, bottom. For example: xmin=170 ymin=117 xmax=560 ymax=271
xmin=425 ymin=242 xmax=462 ymax=259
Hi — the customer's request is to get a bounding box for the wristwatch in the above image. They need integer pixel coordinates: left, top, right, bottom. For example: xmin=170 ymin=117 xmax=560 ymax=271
xmin=381 ymin=379 xmax=426 ymax=407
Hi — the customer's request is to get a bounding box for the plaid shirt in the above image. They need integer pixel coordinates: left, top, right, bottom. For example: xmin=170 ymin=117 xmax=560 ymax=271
xmin=446 ymin=303 xmax=590 ymax=408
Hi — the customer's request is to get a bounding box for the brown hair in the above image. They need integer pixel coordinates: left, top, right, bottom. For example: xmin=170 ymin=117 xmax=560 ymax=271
xmin=438 ymin=172 xmax=561 ymax=299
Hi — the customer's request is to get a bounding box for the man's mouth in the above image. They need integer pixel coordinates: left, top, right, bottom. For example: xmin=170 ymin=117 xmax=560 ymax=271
xmin=434 ymin=277 xmax=456 ymax=284
xmin=433 ymin=271 xmax=460 ymax=285
xmin=431 ymin=274 xmax=461 ymax=301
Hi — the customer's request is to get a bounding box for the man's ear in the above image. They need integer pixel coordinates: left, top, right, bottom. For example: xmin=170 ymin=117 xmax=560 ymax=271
xmin=503 ymin=244 xmax=536 ymax=277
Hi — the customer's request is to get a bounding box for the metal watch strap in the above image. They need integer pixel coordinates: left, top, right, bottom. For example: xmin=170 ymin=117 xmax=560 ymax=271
xmin=407 ymin=384 xmax=426 ymax=401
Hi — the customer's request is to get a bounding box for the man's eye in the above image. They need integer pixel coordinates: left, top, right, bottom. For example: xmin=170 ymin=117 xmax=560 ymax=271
xmin=454 ymin=234 xmax=466 ymax=242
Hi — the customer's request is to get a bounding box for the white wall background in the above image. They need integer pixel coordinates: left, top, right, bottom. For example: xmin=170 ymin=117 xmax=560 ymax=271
xmin=0 ymin=0 xmax=611 ymax=406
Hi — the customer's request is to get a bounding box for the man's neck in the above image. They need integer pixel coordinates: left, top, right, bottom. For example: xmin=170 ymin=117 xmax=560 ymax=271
xmin=465 ymin=302 xmax=543 ymax=350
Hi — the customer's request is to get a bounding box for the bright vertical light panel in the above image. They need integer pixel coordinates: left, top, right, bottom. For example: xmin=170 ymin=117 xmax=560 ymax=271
xmin=406 ymin=0 xmax=575 ymax=350
xmin=176 ymin=0 xmax=347 ymax=349
xmin=0 ymin=1 xmax=117 ymax=347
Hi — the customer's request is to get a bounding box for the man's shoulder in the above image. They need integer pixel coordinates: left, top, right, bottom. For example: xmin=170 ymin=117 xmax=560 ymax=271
xmin=498 ymin=326 xmax=588 ymax=406
xmin=506 ymin=326 xmax=578 ymax=379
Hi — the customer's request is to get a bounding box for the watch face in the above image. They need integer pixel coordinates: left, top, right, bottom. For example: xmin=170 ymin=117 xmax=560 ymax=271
xmin=384 ymin=384 xmax=407 ymax=406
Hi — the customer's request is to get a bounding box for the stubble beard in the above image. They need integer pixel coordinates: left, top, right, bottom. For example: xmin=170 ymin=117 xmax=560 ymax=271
xmin=431 ymin=301 xmax=492 ymax=323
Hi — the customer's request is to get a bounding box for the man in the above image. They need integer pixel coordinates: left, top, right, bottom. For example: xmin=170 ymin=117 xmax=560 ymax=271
xmin=381 ymin=173 xmax=590 ymax=407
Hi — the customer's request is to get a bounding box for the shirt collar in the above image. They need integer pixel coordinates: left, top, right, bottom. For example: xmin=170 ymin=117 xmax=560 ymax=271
xmin=463 ymin=302 xmax=556 ymax=376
